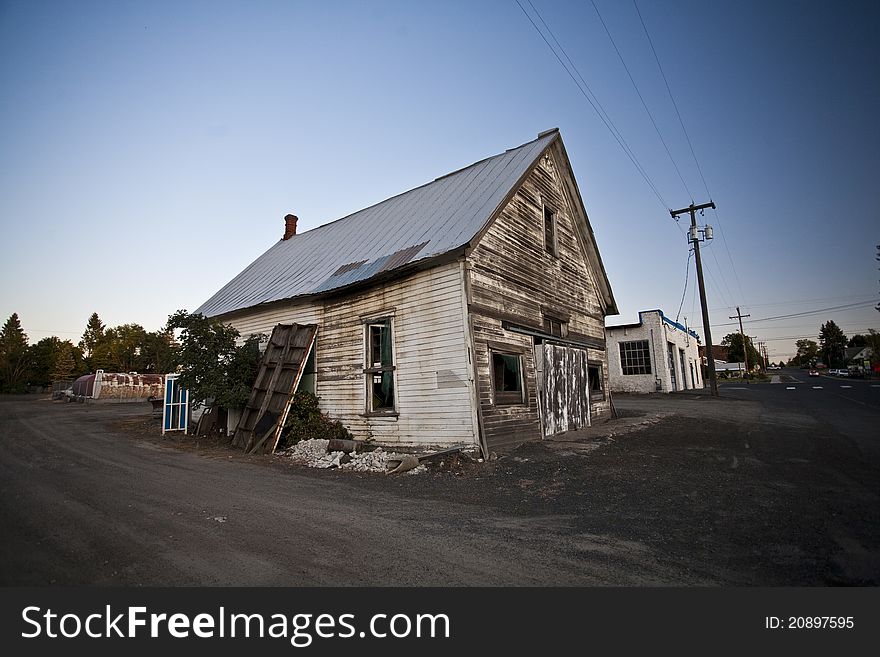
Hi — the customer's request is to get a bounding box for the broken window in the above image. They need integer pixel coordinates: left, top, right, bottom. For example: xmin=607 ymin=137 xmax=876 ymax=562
xmin=492 ymin=351 xmax=524 ymax=405
xmin=620 ymin=340 xmax=651 ymax=375
xmin=366 ymin=319 xmax=395 ymax=413
xmin=543 ymin=205 xmax=557 ymax=256
xmin=588 ymin=362 xmax=604 ymax=401
xmin=543 ymin=315 xmax=567 ymax=338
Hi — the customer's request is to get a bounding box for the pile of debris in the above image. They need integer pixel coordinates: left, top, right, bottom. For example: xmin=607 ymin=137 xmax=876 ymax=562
xmin=280 ymin=439 xmax=426 ymax=475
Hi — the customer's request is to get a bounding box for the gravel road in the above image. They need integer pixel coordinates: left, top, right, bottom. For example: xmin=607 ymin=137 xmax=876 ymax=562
xmin=1 ymin=388 xmax=877 ymax=586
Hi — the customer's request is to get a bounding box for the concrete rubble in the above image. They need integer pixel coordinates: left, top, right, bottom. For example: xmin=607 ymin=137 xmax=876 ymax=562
xmin=279 ymin=439 xmax=427 ymax=475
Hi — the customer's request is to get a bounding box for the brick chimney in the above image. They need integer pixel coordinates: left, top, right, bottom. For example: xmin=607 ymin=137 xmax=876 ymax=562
xmin=282 ymin=214 xmax=298 ymax=240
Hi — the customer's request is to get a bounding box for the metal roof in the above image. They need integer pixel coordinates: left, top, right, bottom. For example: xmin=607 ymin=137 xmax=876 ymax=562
xmin=196 ymin=131 xmax=559 ymax=318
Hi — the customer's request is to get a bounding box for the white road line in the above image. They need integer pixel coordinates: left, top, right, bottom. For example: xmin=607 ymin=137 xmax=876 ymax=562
xmin=812 ymin=386 xmax=823 ymax=389
xmin=872 ymin=385 xmax=880 ymax=388
xmin=786 ymin=387 xmax=796 ymax=390
xmin=841 ymin=385 xmax=853 ymax=389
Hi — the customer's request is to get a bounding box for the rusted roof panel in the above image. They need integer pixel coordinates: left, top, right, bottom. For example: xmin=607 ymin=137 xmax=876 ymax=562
xmin=195 ymin=131 xmax=558 ymax=317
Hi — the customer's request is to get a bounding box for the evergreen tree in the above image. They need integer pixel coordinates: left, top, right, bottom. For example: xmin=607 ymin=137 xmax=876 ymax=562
xmin=0 ymin=313 xmax=31 ymax=393
xmin=51 ymin=343 xmax=76 ymax=382
xmin=79 ymin=312 xmax=105 ymax=368
xmin=819 ymin=320 xmax=847 ymax=368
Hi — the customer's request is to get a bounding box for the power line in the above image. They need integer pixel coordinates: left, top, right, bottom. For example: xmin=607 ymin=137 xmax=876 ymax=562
xmin=633 ymin=0 xmax=710 ymax=200
xmin=589 ymin=0 xmax=693 ymax=200
xmin=710 ymin=300 xmax=877 ymax=328
xmin=515 ymin=0 xmax=670 ymax=209
xmin=710 ymin=293 xmax=873 ymax=312
xmin=633 ymin=0 xmax=747 ymax=309
xmin=675 ymin=247 xmax=693 ymax=322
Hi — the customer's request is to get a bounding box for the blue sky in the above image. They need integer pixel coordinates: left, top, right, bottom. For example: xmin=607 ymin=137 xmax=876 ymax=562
xmin=1 ymin=0 xmax=877 ymax=361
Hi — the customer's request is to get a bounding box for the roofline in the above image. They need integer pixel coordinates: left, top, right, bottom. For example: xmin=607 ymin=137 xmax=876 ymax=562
xmin=606 ymin=309 xmax=701 ymax=341
xmin=207 ymin=248 xmax=467 ymax=323
xmin=552 ymin=137 xmax=618 ymax=315
xmin=276 ymin=131 xmax=563 ymax=243
xmin=465 ymin=128 xmax=618 ymax=315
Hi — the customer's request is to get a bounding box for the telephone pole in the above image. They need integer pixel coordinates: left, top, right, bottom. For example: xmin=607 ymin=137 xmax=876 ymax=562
xmin=671 ymin=201 xmax=718 ymax=396
xmin=729 ymin=306 xmax=751 ymax=381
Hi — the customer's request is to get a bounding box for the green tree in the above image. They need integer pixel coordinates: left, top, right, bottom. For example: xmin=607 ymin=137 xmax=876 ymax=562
xmin=847 ymin=334 xmax=867 ymax=348
xmin=79 ymin=312 xmax=105 ymax=363
xmin=794 ymin=339 xmax=819 ymax=367
xmin=140 ymin=329 xmax=176 ymax=374
xmin=721 ymin=332 xmax=760 ymax=371
xmin=819 ymin=320 xmax=847 ymax=368
xmin=0 ymin=313 xmax=30 ymax=393
xmin=166 ymin=310 xmax=263 ymax=411
xmin=28 ymin=336 xmax=62 ymax=387
xmin=27 ymin=338 xmax=86 ymax=387
xmin=51 ymin=343 xmax=76 ymax=382
xmin=866 ymin=329 xmax=880 ymax=368
xmin=102 ymin=323 xmax=148 ymax=372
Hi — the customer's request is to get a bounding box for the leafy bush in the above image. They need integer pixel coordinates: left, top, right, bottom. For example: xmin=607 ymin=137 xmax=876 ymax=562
xmin=166 ymin=310 xmax=263 ymax=410
xmin=280 ymin=391 xmax=353 ymax=446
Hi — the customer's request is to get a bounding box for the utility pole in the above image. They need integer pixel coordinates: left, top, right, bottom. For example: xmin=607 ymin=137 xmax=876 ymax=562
xmin=729 ymin=306 xmax=751 ymax=381
xmin=671 ymin=201 xmax=718 ymax=396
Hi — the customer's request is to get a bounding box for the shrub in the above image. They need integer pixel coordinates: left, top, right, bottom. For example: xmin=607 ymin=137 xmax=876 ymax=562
xmin=280 ymin=391 xmax=353 ymax=446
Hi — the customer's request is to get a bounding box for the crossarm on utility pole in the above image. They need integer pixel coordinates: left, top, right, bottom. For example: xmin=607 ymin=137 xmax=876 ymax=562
xmin=670 ymin=201 xmax=718 ymax=396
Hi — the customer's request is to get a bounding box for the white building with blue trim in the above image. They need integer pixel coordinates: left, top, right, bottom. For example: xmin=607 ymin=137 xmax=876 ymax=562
xmin=605 ymin=310 xmax=703 ymax=394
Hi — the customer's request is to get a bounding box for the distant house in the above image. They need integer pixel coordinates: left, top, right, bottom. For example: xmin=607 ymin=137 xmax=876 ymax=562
xmin=196 ymin=129 xmax=618 ymax=456
xmin=845 ymin=346 xmax=874 ymax=374
xmin=845 ymin=346 xmax=872 ymax=364
xmin=605 ymin=310 xmax=702 ymax=393
xmin=699 ymin=344 xmax=730 ymax=364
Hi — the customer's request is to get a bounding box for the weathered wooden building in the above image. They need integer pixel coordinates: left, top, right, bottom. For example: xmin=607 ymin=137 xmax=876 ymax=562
xmin=196 ymin=129 xmax=617 ymax=456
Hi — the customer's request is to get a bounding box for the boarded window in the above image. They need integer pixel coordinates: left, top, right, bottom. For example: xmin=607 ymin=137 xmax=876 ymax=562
xmin=588 ymin=362 xmax=604 ymax=401
xmin=366 ymin=319 xmax=395 ymax=412
xmin=492 ymin=352 xmax=524 ymax=405
xmin=620 ymin=340 xmax=652 ymax=375
xmin=543 ymin=206 xmax=557 ymax=256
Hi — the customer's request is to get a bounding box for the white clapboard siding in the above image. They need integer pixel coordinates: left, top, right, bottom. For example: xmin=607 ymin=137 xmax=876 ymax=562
xmin=225 ymin=261 xmax=477 ymax=449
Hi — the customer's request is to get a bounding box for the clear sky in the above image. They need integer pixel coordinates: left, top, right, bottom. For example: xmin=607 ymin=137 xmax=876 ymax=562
xmin=1 ymin=0 xmax=878 ymax=362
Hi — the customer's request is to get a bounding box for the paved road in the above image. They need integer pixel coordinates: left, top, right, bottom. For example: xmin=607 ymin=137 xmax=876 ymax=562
xmin=719 ymin=368 xmax=880 ymax=458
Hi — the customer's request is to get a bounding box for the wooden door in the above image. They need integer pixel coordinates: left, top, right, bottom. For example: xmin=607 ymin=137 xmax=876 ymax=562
xmin=539 ymin=343 xmax=591 ymax=437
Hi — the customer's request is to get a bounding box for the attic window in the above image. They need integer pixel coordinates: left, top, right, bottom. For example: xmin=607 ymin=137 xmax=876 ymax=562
xmin=543 ymin=205 xmax=557 ymax=256
xmin=543 ymin=315 xmax=567 ymax=338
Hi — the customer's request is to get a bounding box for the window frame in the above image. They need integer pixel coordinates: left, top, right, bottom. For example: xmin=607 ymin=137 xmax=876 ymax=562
xmin=542 ymin=203 xmax=558 ymax=257
xmin=490 ymin=349 xmax=526 ymax=406
xmin=363 ymin=317 xmax=397 ymax=415
xmin=620 ymin=340 xmax=652 ymax=376
xmin=588 ymin=361 xmax=605 ymax=402
xmin=542 ymin=314 xmax=567 ymax=338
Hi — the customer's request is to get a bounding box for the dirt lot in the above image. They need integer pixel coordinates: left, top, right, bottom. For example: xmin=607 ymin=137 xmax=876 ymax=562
xmin=2 ymin=389 xmax=878 ymax=585
xmin=116 ymin=389 xmax=879 ymax=586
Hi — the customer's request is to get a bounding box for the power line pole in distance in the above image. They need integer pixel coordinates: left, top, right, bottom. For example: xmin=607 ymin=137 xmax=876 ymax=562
xmin=671 ymin=201 xmax=718 ymax=396
xmin=730 ymin=306 xmax=751 ymax=382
